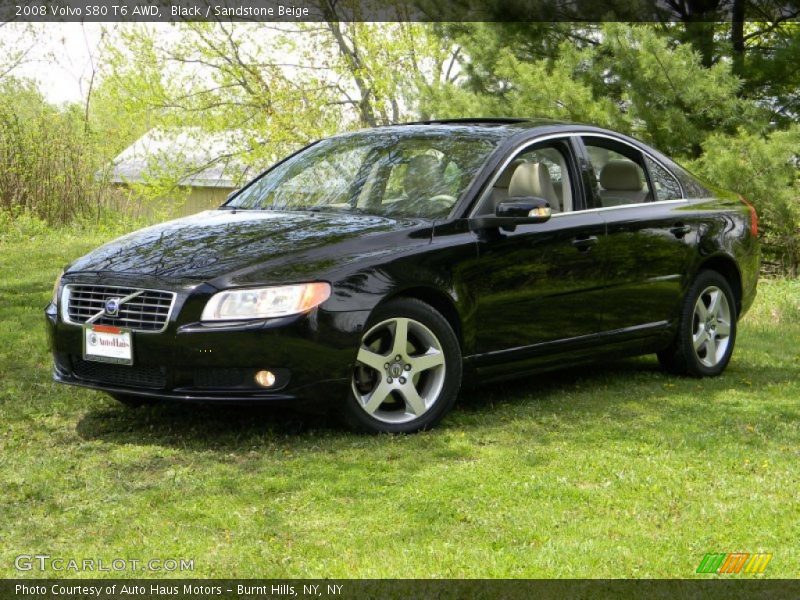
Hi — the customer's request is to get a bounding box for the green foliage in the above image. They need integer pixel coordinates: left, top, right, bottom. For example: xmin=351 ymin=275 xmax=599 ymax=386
xmin=588 ymin=25 xmax=758 ymax=156
xmin=0 ymin=206 xmax=52 ymax=242
xmin=0 ymin=79 xmax=113 ymax=225
xmin=691 ymin=128 xmax=800 ymax=276
xmin=98 ymin=21 xmax=462 ymax=171
xmin=426 ymin=24 xmax=763 ymax=157
xmin=425 ymin=45 xmax=625 ymax=130
xmin=0 ymin=204 xmax=166 ymax=246
xmin=729 ymin=22 xmax=800 ymax=127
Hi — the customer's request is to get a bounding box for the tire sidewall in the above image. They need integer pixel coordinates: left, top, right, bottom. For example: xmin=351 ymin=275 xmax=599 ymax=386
xmin=344 ymin=298 xmax=462 ymax=433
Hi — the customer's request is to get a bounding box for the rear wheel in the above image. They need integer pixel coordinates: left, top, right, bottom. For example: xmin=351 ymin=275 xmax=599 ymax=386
xmin=344 ymin=298 xmax=461 ymax=433
xmin=657 ymin=270 xmax=737 ymax=377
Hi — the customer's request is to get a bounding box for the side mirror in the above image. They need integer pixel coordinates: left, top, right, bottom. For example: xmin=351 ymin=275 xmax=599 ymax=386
xmin=469 ymin=196 xmax=552 ymax=232
xmin=496 ymin=197 xmax=552 ymax=221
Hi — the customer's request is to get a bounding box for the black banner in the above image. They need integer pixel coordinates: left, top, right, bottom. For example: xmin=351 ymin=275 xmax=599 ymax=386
xmin=3 ymin=0 xmax=800 ymax=23
xmin=4 ymin=579 xmax=800 ymax=600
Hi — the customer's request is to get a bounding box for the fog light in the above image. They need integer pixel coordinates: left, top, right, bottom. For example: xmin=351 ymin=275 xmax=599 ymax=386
xmin=254 ymin=370 xmax=276 ymax=388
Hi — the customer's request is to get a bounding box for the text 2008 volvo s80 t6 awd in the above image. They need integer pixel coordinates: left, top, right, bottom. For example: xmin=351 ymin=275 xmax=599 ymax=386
xmin=46 ymin=119 xmax=760 ymax=433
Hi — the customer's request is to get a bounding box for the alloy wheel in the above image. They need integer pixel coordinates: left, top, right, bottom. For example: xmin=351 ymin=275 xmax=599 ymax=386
xmin=351 ymin=317 xmax=447 ymax=424
xmin=692 ymin=285 xmax=732 ymax=368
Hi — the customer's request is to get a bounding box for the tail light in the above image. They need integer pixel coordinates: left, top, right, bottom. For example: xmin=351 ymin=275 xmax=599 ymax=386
xmin=739 ymin=195 xmax=758 ymax=237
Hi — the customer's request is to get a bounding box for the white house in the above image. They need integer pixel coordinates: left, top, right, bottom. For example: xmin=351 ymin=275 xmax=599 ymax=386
xmin=108 ymin=128 xmax=257 ymax=216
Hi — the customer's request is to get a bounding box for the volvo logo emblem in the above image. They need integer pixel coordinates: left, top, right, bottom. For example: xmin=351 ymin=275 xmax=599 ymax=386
xmin=105 ymin=297 xmax=121 ymax=316
xmin=389 ymin=362 xmax=404 ymax=378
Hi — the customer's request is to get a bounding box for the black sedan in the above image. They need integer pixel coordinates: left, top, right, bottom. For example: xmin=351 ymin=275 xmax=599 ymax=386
xmin=45 ymin=119 xmax=760 ymax=433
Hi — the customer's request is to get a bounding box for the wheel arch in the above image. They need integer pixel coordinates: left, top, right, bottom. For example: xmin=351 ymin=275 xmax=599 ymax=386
xmin=377 ymin=286 xmax=464 ymax=348
xmin=696 ymin=254 xmax=743 ymax=317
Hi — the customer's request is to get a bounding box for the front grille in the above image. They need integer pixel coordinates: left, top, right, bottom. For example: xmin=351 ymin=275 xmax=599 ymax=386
xmin=64 ymin=284 xmax=175 ymax=332
xmin=71 ymin=357 xmax=167 ymax=389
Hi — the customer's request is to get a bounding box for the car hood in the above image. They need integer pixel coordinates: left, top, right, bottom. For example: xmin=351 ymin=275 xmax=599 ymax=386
xmin=66 ymin=209 xmax=428 ymax=283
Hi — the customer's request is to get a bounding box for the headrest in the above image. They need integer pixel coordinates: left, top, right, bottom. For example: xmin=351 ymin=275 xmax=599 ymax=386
xmin=509 ymin=162 xmax=554 ymax=199
xmin=404 ymin=154 xmax=442 ymax=195
xmin=599 ymin=160 xmax=642 ymax=191
xmin=495 ymin=159 xmax=526 ymax=188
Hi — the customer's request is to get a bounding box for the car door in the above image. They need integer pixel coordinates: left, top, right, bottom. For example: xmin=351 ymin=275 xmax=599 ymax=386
xmin=578 ymin=135 xmax=697 ymax=334
xmin=470 ymin=137 xmax=607 ymax=365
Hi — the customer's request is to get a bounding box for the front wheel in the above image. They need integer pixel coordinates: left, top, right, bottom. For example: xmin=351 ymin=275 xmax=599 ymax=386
xmin=344 ymin=298 xmax=462 ymax=433
xmin=657 ymin=270 xmax=737 ymax=377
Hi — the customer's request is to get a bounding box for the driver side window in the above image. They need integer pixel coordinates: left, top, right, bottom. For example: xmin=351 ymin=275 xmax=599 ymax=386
xmin=475 ymin=142 xmax=574 ymax=216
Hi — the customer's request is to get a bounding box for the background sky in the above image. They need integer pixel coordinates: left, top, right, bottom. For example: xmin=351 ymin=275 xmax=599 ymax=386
xmin=9 ymin=23 xmax=105 ymax=103
xmin=8 ymin=23 xmax=177 ymax=104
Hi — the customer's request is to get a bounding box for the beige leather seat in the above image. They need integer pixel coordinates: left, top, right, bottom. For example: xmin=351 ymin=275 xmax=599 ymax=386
xmin=508 ymin=162 xmax=561 ymax=212
xmin=599 ymin=160 xmax=648 ymax=206
xmin=479 ymin=158 xmax=525 ymax=215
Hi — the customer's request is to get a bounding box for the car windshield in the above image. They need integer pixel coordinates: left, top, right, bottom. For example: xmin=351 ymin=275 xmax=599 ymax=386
xmin=225 ymin=129 xmax=501 ymax=218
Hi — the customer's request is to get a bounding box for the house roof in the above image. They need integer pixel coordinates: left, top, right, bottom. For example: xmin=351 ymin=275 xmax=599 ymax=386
xmin=108 ymin=128 xmax=252 ymax=189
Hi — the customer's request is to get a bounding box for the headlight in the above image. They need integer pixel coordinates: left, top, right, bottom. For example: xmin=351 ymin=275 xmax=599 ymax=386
xmin=201 ymin=282 xmax=331 ymax=321
xmin=51 ymin=270 xmax=64 ymax=306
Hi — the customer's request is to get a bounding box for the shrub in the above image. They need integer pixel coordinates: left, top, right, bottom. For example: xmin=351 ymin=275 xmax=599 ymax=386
xmin=0 ymin=80 xmax=112 ymax=226
xmin=691 ymin=128 xmax=800 ymax=277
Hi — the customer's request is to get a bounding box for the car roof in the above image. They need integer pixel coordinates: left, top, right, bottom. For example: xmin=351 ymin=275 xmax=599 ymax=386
xmin=332 ymin=119 xmax=678 ymax=168
xmin=335 ymin=118 xmax=574 ymax=143
xmin=386 ymin=118 xmax=676 ymax=161
xmin=398 ymin=117 xmax=559 ymax=128
xmin=393 ymin=117 xmax=570 ymax=133
xmin=350 ymin=118 xmax=621 ymax=140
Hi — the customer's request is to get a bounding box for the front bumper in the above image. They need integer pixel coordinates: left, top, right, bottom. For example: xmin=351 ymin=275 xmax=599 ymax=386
xmin=46 ymin=298 xmax=369 ymax=403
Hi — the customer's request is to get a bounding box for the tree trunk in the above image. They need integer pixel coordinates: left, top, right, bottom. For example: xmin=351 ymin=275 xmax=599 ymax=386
xmin=684 ymin=20 xmax=716 ymax=68
xmin=320 ymin=2 xmax=378 ymax=127
xmin=731 ymin=0 xmax=746 ymax=79
xmin=681 ymin=0 xmax=721 ymax=68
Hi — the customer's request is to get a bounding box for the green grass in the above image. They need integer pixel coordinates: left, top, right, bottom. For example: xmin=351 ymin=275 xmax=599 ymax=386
xmin=1 ymin=228 xmax=800 ymax=579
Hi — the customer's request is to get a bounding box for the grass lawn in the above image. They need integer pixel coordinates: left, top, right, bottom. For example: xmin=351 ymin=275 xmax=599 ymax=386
xmin=1 ymin=228 xmax=799 ymax=579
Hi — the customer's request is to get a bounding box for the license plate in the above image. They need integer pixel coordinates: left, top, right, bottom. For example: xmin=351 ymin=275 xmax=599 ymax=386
xmin=83 ymin=324 xmax=133 ymax=365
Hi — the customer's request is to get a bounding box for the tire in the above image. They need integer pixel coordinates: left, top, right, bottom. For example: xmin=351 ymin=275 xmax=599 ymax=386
xmin=110 ymin=393 xmax=157 ymax=408
xmin=344 ymin=298 xmax=462 ymax=433
xmin=657 ymin=270 xmax=737 ymax=377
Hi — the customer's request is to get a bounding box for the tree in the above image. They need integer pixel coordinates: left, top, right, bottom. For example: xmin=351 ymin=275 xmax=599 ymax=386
xmin=425 ymin=24 xmax=759 ymax=157
xmin=692 ymin=127 xmax=800 ymax=275
xmin=0 ymin=23 xmax=37 ymax=81
xmin=96 ymin=19 xmax=461 ymax=177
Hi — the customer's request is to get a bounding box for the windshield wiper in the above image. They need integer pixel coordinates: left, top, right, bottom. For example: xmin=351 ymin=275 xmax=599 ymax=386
xmin=302 ymin=205 xmax=366 ymax=214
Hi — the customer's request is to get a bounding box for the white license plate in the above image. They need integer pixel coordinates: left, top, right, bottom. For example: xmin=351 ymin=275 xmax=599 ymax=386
xmin=83 ymin=324 xmax=133 ymax=365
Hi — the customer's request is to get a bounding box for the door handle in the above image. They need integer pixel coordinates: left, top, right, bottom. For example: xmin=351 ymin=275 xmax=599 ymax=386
xmin=670 ymin=223 xmax=691 ymax=238
xmin=571 ymin=235 xmax=598 ymax=251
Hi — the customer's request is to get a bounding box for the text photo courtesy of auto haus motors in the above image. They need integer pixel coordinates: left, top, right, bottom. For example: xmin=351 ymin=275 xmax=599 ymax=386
xmin=4 ymin=0 xmax=799 ymax=596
